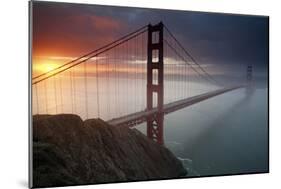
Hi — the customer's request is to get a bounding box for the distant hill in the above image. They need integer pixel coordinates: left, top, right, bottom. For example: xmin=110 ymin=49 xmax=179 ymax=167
xmin=32 ymin=114 xmax=187 ymax=188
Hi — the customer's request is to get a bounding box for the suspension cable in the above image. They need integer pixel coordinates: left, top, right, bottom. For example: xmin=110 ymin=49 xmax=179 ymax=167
xmin=164 ymin=24 xmax=221 ymax=86
xmin=164 ymin=38 xmax=218 ymax=86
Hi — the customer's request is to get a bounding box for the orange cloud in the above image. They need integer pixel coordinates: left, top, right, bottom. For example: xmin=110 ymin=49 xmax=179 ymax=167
xmin=89 ymin=15 xmax=123 ymax=31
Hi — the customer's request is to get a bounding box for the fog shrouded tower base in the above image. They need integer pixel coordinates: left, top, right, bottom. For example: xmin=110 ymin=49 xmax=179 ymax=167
xmin=247 ymin=65 xmax=253 ymax=85
xmin=147 ymin=22 xmax=164 ymax=145
xmin=246 ymin=65 xmax=254 ymax=96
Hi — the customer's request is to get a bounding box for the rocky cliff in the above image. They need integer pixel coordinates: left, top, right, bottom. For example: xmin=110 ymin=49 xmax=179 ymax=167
xmin=32 ymin=114 xmax=187 ymax=188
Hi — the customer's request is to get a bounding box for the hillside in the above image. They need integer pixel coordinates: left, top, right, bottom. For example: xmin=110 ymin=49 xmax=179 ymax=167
xmin=32 ymin=114 xmax=187 ymax=188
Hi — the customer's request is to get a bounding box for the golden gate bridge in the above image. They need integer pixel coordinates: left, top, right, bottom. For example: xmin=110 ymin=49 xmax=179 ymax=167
xmin=32 ymin=22 xmax=250 ymax=145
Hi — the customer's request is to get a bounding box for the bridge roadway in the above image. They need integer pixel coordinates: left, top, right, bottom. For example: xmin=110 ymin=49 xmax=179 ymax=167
xmin=107 ymin=85 xmax=245 ymax=127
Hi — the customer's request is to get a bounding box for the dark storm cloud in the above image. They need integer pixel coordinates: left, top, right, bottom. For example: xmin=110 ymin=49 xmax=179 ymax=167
xmin=33 ymin=1 xmax=268 ymax=77
xmin=114 ymin=8 xmax=268 ymax=76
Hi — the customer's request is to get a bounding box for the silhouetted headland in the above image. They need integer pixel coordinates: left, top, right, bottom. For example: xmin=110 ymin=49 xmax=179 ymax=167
xmin=32 ymin=114 xmax=187 ymax=188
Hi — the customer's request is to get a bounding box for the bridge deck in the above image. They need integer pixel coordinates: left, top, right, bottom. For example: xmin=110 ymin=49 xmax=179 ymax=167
xmin=107 ymin=85 xmax=244 ymax=127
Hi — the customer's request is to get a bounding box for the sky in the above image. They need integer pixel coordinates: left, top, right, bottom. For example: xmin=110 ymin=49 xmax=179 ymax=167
xmin=32 ymin=1 xmax=269 ymax=81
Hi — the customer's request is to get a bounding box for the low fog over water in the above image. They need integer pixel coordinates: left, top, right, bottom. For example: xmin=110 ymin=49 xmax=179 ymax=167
xmin=137 ymin=86 xmax=268 ymax=176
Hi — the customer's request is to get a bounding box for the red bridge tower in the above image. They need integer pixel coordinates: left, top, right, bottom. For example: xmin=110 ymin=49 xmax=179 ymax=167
xmin=146 ymin=22 xmax=164 ymax=145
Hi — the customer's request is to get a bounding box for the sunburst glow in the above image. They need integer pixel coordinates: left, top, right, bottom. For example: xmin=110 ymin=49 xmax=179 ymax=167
xmin=34 ymin=60 xmax=60 ymax=74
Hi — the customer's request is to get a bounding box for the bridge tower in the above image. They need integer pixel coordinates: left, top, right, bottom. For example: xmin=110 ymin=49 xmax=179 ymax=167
xmin=246 ymin=65 xmax=253 ymax=85
xmin=147 ymin=22 xmax=164 ymax=145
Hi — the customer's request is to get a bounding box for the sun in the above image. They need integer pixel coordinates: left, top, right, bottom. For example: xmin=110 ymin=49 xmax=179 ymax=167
xmin=42 ymin=62 xmax=58 ymax=72
xmin=34 ymin=60 xmax=60 ymax=73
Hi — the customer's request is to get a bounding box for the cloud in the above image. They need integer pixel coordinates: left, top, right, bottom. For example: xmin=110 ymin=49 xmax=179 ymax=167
xmin=32 ymin=3 xmax=126 ymax=57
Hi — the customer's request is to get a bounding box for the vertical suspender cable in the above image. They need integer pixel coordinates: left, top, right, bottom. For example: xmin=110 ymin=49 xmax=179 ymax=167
xmin=96 ymin=56 xmax=100 ymax=118
xmin=184 ymin=61 xmax=187 ymax=98
xmin=186 ymin=61 xmax=188 ymax=97
xmin=142 ymin=33 xmax=145 ymax=109
xmin=73 ymin=67 xmax=76 ymax=114
xmin=44 ymin=80 xmax=48 ymax=114
xmin=84 ymin=61 xmax=88 ymax=119
xmin=35 ymin=84 xmax=39 ymax=114
xmin=135 ymin=36 xmax=137 ymax=113
xmin=117 ymin=46 xmax=120 ymax=116
xmin=69 ymin=70 xmax=74 ymax=113
xmin=173 ymin=40 xmax=177 ymax=100
xmin=179 ymin=44 xmax=183 ymax=99
xmin=114 ymin=46 xmax=117 ymax=116
xmin=53 ymin=76 xmax=58 ymax=114
xmin=126 ymin=41 xmax=129 ymax=114
xmin=59 ymin=73 xmax=63 ymax=112
xmin=106 ymin=51 xmax=110 ymax=120
xmin=141 ymin=32 xmax=144 ymax=109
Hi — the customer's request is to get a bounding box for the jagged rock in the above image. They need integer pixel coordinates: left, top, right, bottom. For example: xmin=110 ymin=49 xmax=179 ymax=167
xmin=33 ymin=114 xmax=187 ymax=188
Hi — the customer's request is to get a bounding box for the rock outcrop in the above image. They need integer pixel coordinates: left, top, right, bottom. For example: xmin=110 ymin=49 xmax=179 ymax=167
xmin=33 ymin=114 xmax=187 ymax=188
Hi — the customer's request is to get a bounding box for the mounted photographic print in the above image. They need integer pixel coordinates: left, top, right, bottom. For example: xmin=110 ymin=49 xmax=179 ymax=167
xmin=29 ymin=0 xmax=269 ymax=188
